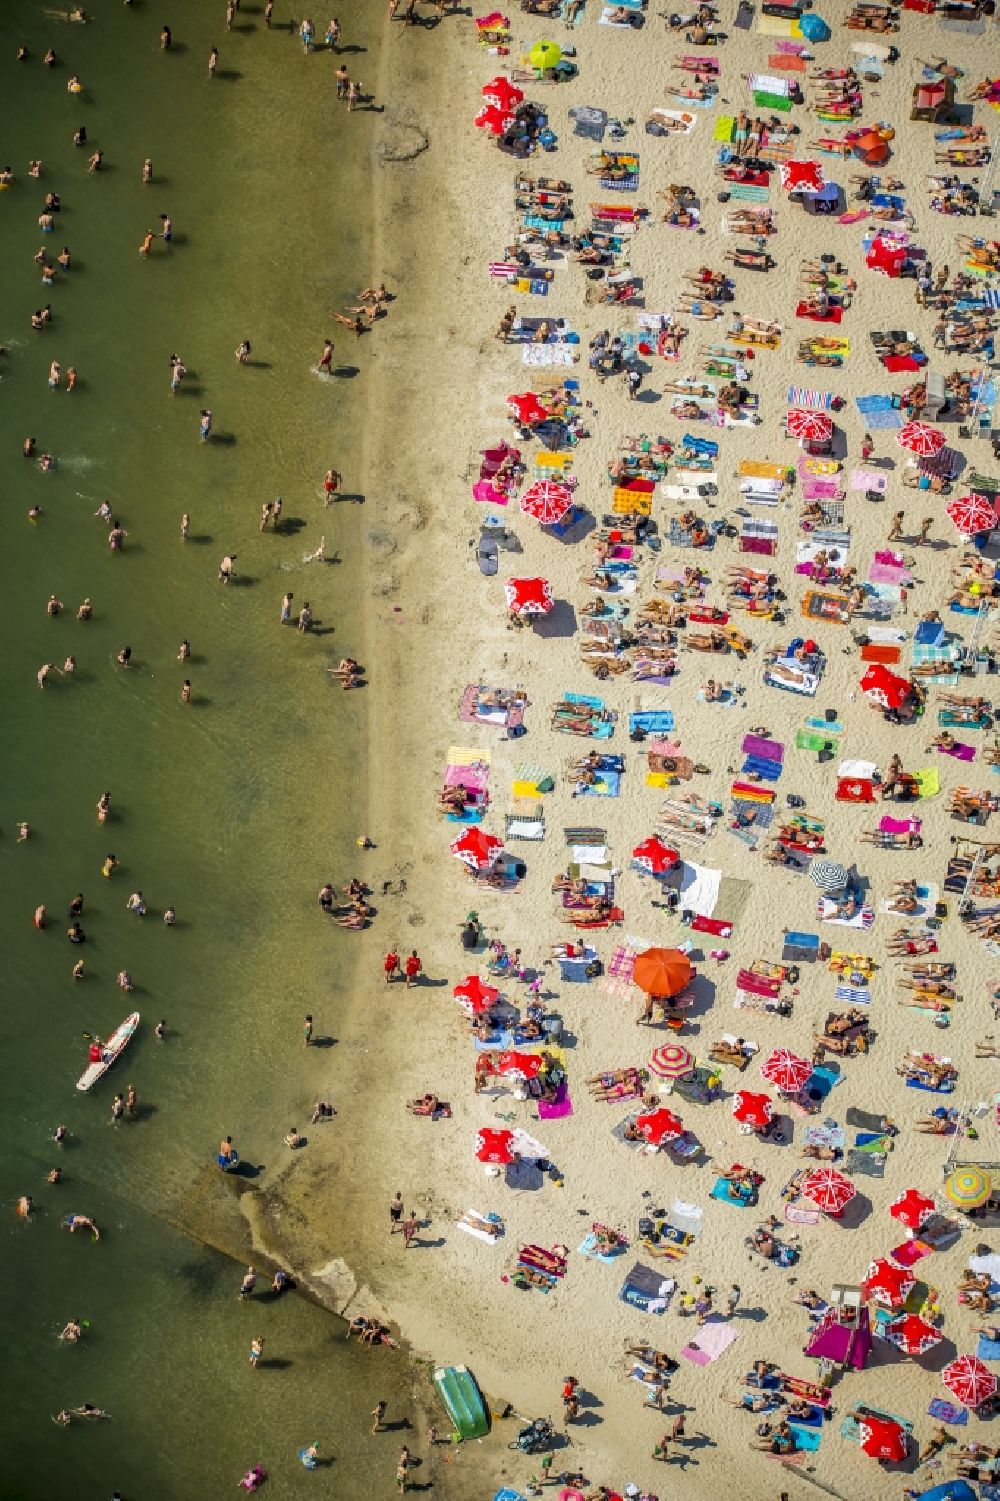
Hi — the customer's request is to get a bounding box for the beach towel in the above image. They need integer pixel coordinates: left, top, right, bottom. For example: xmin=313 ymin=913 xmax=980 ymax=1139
xmin=840 ymin=1407 xmax=913 ymax=1444
xmin=787 ymin=1423 xmax=823 ymax=1452
xmin=538 ymin=1083 xmax=573 ymax=1120
xmin=818 ymin=897 xmax=875 ymax=930
xmin=783 ymin=931 xmax=819 ymax=962
xmin=928 ymin=1397 xmax=969 ymax=1426
xmin=892 ymin=1238 xmax=932 ymax=1268
xmin=978 ymin=1334 xmax=1000 ymax=1362
xmin=710 ymin=1178 xmax=755 ymax=1208
xmin=577 ymin=1232 xmax=625 ymax=1263
xmin=456 ymin=1208 xmax=504 ymax=1244
xmin=681 ymin=1319 xmax=740 ymax=1365
xmin=914 ymin=769 xmax=941 ymax=799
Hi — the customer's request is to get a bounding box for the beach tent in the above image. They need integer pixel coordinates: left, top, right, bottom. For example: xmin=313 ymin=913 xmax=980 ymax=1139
xmin=450 ymin=827 xmax=505 ymax=870
xmin=889 ymin=1188 xmax=935 ymax=1232
xmin=946 ymin=492 xmax=997 ymax=536
xmin=520 ymin=481 xmax=573 ymax=526
xmin=631 ymin=837 xmax=679 ymax=876
xmin=942 ymin=1354 xmax=998 ymax=1408
xmin=884 ymin=1313 xmax=942 ymax=1357
xmin=732 ymin=1090 xmax=774 ymax=1131
xmin=635 ymin=1106 xmax=685 ymax=1146
xmin=862 ymin=1258 xmax=916 ymax=1309
xmin=648 ymin=1043 xmax=694 ymax=1079
xmin=859 ymin=1414 xmax=908 ymax=1463
xmin=761 ymin=1049 xmax=812 ymax=1094
xmin=632 ymin=948 xmax=693 ymax=999
xmin=800 ymin=1166 xmax=856 ymax=1215
xmin=804 ymin=1305 xmax=872 ymax=1370
xmin=453 ymin=975 xmax=500 ymax=1014
xmin=897 ymin=421 xmax=946 ymax=457
xmin=505 ymin=577 xmax=554 ymax=616
xmin=860 ymin=664 xmax=910 ymax=712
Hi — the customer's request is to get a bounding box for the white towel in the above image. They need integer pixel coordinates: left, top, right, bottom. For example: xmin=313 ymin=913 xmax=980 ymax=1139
xmin=838 ymin=759 xmax=877 ymax=779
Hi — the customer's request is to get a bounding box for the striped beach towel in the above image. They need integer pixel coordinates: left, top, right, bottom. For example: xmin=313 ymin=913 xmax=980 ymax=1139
xmin=835 ymin=983 xmax=871 ymax=1006
xmin=787 ymin=387 xmax=834 ymax=410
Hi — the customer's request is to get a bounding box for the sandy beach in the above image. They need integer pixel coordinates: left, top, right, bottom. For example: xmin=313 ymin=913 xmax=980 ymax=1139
xmin=246 ymin=2 xmax=1000 ymax=1498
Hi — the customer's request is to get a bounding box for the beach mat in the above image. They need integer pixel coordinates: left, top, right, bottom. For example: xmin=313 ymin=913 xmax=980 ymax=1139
xmin=538 ymin=1082 xmax=574 ymax=1120
xmin=928 ymin=1397 xmax=969 ymax=1426
xmin=680 ymin=1319 xmax=739 ymax=1364
xmin=788 ymin=1423 xmax=822 ymax=1452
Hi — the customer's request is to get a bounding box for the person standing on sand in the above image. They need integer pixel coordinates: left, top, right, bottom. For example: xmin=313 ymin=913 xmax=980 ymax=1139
xmin=404 ymin=950 xmax=422 ymax=988
xmin=888 ymin=510 xmax=905 ymax=542
xmin=389 ymin=1192 xmax=404 ymax=1233
xmin=324 ymin=468 xmax=342 ymax=504
xmin=371 ymin=1400 xmax=387 ymax=1434
xmin=401 ymin=1210 xmax=418 ymax=1248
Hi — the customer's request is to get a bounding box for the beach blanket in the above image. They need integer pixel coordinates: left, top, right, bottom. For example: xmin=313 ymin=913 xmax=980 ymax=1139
xmin=978 ymin=1334 xmax=1000 ymax=1361
xmin=538 ymin=1082 xmax=573 ymax=1120
xmin=710 ymin=1178 xmax=755 ymax=1208
xmin=456 ymin=1208 xmax=505 ymax=1244
xmin=928 ymin=1397 xmax=969 ymax=1426
xmin=681 ymin=1319 xmax=740 ymax=1365
xmin=787 ymin=1424 xmax=823 ymax=1452
xmin=817 ymin=897 xmax=875 ymax=930
xmin=577 ymin=1231 xmax=626 ymax=1263
xmin=619 ymin=1262 xmax=676 ymax=1314
xmin=840 ymin=1406 xmax=913 ymax=1444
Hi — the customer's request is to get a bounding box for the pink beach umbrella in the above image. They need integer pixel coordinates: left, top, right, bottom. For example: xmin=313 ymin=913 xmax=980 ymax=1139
xmin=946 ymin=492 xmax=996 ymax=535
xmin=897 ymin=420 xmax=946 ymax=457
xmin=786 ymin=407 xmax=833 ymax=443
xmin=760 ymin=1048 xmax=813 ymax=1094
xmin=520 ymin=480 xmax=573 ymax=526
xmin=732 ymin=1090 xmax=774 ymax=1131
xmin=942 ymin=1354 xmax=998 ymax=1409
xmin=450 ymin=827 xmax=504 ymax=871
xmin=505 ymin=577 xmax=554 ymax=616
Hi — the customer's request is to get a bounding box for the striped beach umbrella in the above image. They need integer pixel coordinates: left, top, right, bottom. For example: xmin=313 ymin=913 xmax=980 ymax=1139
xmin=761 ymin=1048 xmax=813 ymax=1094
xmin=648 ymin=1042 xmax=694 ymax=1079
xmin=809 ymin=859 xmax=849 ymax=893
xmin=897 ymin=421 xmax=946 ymax=457
xmin=943 ymin=1166 xmax=992 ymax=1210
xmin=943 ymin=1354 xmax=998 ymax=1409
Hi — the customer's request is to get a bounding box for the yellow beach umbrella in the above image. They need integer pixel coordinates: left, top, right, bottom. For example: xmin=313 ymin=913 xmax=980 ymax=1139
xmin=943 ymin=1166 xmax=991 ymax=1210
xmin=529 ymin=39 xmax=561 ymax=71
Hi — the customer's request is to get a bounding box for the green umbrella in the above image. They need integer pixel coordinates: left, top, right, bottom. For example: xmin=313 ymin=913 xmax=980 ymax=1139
xmin=529 ymin=39 xmax=561 ymax=70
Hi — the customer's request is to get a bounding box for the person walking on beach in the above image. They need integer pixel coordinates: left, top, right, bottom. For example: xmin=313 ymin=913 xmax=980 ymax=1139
xmin=389 ymin=1192 xmax=404 ymax=1233
xmin=384 ymin=947 xmax=400 ymax=982
xmin=348 ymin=78 xmax=360 ymax=111
xmin=888 ymin=510 xmax=905 ymax=542
xmin=297 ymin=602 xmax=312 ymax=633
xmin=918 ymin=516 xmax=933 ymax=544
xmin=324 ymin=468 xmax=342 ymax=504
xmin=303 ymin=1015 xmax=314 ymax=1046
xmin=727 ymin=1283 xmax=741 ymax=1317
xmin=219 ymin=554 xmax=235 ymax=584
xmin=335 ymin=65 xmax=348 ymax=99
xmin=401 ymin=1210 xmax=418 ymax=1248
xmin=239 ymin=1266 xmax=257 ymax=1300
xmin=404 ymin=950 xmax=422 ymax=988
xmin=371 ymin=1400 xmax=387 ymax=1434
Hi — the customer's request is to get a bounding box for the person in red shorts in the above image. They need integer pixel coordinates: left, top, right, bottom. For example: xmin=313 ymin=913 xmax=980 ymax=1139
xmin=384 ymin=949 xmax=400 ymax=983
xmin=404 ymin=951 xmax=422 ymax=988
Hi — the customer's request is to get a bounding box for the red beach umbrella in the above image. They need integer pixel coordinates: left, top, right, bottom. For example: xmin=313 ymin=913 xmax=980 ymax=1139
xmin=495 ymin=1049 xmax=543 ymax=1080
xmin=862 ymin=1257 xmax=915 ymax=1309
xmin=519 ymin=480 xmax=573 ymax=526
xmin=760 ymin=1048 xmax=813 ymax=1094
xmin=885 ymin=1313 xmax=942 ymax=1357
xmin=508 ymin=391 xmax=548 ymax=426
xmin=780 ymin=158 xmax=826 ymax=194
xmin=482 ymin=75 xmax=523 ymax=109
xmin=897 ymin=421 xmax=946 ymax=457
xmin=474 ymin=103 xmax=514 ymax=135
xmin=635 ymin=1106 xmax=685 ymax=1146
xmin=453 ymin=975 xmax=500 ymax=1014
xmin=946 ymin=492 xmax=997 ymax=536
xmin=732 ymin=1090 xmax=774 ymax=1131
xmin=648 ymin=1042 xmax=694 ymax=1079
xmin=632 ymin=837 xmax=679 ymax=875
xmin=942 ymin=1355 xmax=998 ymax=1409
xmin=860 ymin=664 xmax=910 ymax=712
xmin=504 ymin=577 xmax=554 ymax=616
xmin=450 ymin=827 xmax=504 ymax=870
xmin=786 ymin=407 xmax=833 ymax=442
xmin=866 ymin=234 xmax=906 ymax=277
xmin=800 ymin=1166 xmax=856 ymax=1215
xmin=859 ymin=1414 xmax=908 ymax=1463
xmin=889 ymin=1188 xmax=936 ymax=1232
xmin=632 ymin=947 xmax=693 ymax=998
xmin=475 ymin=1127 xmax=515 ymax=1164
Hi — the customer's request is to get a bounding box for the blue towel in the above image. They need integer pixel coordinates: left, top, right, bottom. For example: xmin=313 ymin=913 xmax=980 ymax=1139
xmin=565 ymin=691 xmax=604 ymax=708
xmin=855 ymin=394 xmax=893 ymax=414
xmin=741 ymin=755 xmax=783 ymax=781
xmin=864 ymin=407 xmax=904 ymax=430
xmin=784 ymin=931 xmax=819 ymax=951
xmin=928 ymin=1398 xmax=969 ymax=1426
xmin=629 ymin=711 xmax=675 ymax=733
xmin=601 ymin=173 xmax=638 ymax=193
xmin=809 ymin=1066 xmax=841 ymax=1098
xmin=906 ymin=1077 xmax=955 ymax=1094
xmin=580 ymin=770 xmax=621 ymax=797
xmin=788 ymin=1423 xmax=822 ymax=1452
xmin=978 ymin=1334 xmax=1000 ymax=1361
xmin=710 ymin=1178 xmax=754 ymax=1208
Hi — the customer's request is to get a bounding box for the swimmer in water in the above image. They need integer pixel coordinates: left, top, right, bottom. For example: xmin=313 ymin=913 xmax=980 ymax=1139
xmin=235 ymin=339 xmax=252 ymax=363
xmin=139 ymin=230 xmax=154 ymax=258
xmin=95 ymin=499 xmax=112 ymax=521
xmin=64 ymin=1214 xmax=100 ymax=1239
xmin=52 ymin=1124 xmax=68 ymax=1146
xmin=97 ymin=792 xmax=111 ymax=823
xmin=142 ymin=158 xmax=152 ymax=183
xmin=59 ymin=1318 xmax=83 ymax=1342
xmin=178 ymin=640 xmax=190 ymax=661
xmin=180 ymin=512 xmax=190 ymax=539
xmin=116 ymin=646 xmax=132 ymax=669
xmin=63 ymin=656 xmax=76 ymax=675
xmin=181 ymin=679 xmax=192 ymax=703
xmin=47 ymin=1167 xmax=62 ymax=1184
xmin=154 ymin=1019 xmax=166 ymax=1041
xmin=101 ymin=854 xmax=118 ymax=878
xmin=163 ymin=907 xmax=176 ymax=926
xmin=17 ymin=1195 xmax=33 ymax=1218
xmin=72 ymin=958 xmax=85 ymax=980
xmin=17 ymin=822 xmax=30 ymax=842
xmin=77 ymin=599 xmax=92 ymax=620
xmin=28 ymin=505 xmax=42 ymax=521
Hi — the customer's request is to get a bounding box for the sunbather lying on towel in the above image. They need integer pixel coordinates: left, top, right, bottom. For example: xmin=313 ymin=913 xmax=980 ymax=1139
xmin=588 ymin=1067 xmax=645 ymax=1100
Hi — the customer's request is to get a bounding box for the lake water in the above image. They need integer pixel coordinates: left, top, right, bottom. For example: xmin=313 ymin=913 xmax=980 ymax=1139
xmin=0 ymin=0 xmax=411 ymax=1492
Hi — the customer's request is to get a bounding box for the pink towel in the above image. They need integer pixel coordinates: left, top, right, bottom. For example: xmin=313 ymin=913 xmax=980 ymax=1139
xmin=868 ymin=563 xmax=911 ymax=585
xmin=537 ymin=1083 xmax=573 ymax=1120
xmin=879 ymin=815 xmax=921 ymax=834
xmin=939 ymin=742 xmax=976 ymax=762
xmin=444 ymin=763 xmax=489 ymax=791
xmin=802 ymin=479 xmax=840 ymax=499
